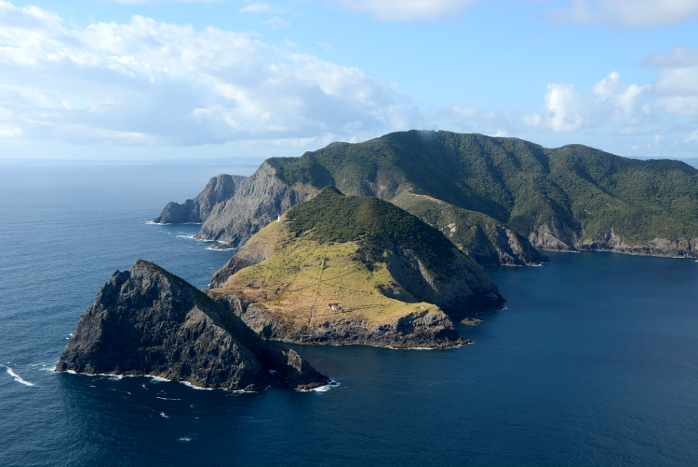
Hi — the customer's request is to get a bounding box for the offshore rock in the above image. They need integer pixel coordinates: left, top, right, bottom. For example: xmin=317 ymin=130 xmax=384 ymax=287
xmin=56 ymin=260 xmax=328 ymax=391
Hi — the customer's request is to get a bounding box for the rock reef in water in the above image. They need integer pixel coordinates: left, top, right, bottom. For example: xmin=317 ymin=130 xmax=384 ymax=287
xmin=56 ymin=260 xmax=329 ymax=391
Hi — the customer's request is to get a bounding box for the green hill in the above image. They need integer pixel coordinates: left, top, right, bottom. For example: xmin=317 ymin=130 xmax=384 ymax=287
xmin=208 ymin=188 xmax=504 ymax=348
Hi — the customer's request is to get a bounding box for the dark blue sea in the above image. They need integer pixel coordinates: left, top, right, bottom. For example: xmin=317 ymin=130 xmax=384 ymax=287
xmin=2 ymin=161 xmax=698 ymax=467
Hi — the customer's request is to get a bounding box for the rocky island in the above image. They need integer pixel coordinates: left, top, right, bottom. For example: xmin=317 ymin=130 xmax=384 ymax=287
xmin=56 ymin=260 xmax=329 ymax=391
xmin=206 ymin=187 xmax=504 ymax=348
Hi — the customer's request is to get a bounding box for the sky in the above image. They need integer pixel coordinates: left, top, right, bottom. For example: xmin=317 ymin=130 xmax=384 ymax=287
xmin=1 ymin=0 xmax=698 ymax=163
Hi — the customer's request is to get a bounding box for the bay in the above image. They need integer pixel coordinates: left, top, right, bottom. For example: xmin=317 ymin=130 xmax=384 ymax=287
xmin=1 ymin=161 xmax=697 ymax=466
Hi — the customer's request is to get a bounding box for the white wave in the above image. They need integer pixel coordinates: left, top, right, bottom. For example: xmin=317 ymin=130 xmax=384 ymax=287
xmin=182 ymin=381 xmax=213 ymax=390
xmin=147 ymin=375 xmax=170 ymax=383
xmin=178 ymin=437 xmax=192 ymax=442
xmin=2 ymin=365 xmax=35 ymax=387
xmin=159 ymin=412 xmax=169 ymax=418
xmin=176 ymin=234 xmax=196 ymax=239
xmin=298 ymin=380 xmax=340 ymax=393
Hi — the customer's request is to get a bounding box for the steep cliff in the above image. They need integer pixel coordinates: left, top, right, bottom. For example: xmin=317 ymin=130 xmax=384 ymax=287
xmin=195 ymin=161 xmax=314 ymax=245
xmin=56 ymin=260 xmax=329 ymax=391
xmin=208 ymin=188 xmax=503 ymax=348
xmin=153 ymin=174 xmax=247 ymax=224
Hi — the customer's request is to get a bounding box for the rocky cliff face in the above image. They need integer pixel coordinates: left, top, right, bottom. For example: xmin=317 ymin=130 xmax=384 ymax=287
xmin=575 ymin=229 xmax=698 ymax=258
xmin=384 ymin=244 xmax=503 ymax=318
xmin=56 ymin=260 xmax=328 ymax=391
xmin=152 ymin=163 xmax=313 ymax=247
xmin=195 ymin=162 xmax=314 ymax=245
xmin=153 ymin=174 xmax=247 ymax=224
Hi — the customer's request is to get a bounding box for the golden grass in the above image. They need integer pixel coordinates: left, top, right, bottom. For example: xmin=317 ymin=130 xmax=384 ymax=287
xmin=216 ymin=223 xmax=445 ymax=326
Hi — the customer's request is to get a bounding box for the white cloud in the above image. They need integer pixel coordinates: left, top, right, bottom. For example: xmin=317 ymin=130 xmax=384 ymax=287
xmin=647 ymin=46 xmax=698 ymax=117
xmin=0 ymin=2 xmax=405 ymax=147
xmin=240 ymin=2 xmax=285 ymax=14
xmin=336 ymin=0 xmax=486 ymax=21
xmin=547 ymin=0 xmax=698 ymax=29
xmin=263 ymin=16 xmax=291 ymax=28
xmin=524 ymin=73 xmax=653 ymax=133
xmin=542 ymin=83 xmax=588 ymax=132
xmin=592 ymin=72 xmax=651 ymax=126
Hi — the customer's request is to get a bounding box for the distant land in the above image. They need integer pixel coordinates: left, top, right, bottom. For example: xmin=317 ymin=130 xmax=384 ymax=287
xmin=155 ymin=130 xmax=698 ymax=262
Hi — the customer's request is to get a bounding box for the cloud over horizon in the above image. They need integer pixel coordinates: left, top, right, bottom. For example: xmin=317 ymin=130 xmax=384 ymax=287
xmin=0 ymin=1 xmax=697 ymax=160
xmin=0 ymin=2 xmax=408 ymax=148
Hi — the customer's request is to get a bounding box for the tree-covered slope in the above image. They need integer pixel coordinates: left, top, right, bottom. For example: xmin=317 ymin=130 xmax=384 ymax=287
xmin=266 ymin=131 xmax=698 ymax=258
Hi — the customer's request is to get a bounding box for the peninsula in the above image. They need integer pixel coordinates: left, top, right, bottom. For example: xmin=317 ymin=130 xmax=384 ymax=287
xmin=206 ymin=187 xmax=504 ymax=348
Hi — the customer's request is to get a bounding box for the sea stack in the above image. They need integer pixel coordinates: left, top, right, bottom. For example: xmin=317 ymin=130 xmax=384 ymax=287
xmin=56 ymin=259 xmax=329 ymax=391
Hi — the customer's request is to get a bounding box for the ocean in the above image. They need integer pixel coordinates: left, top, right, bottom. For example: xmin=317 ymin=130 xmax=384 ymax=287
xmin=1 ymin=161 xmax=698 ymax=466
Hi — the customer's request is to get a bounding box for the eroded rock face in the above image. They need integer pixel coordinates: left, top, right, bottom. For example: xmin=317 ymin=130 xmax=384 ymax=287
xmin=195 ymin=162 xmax=314 ymax=245
xmin=153 ymin=174 xmax=247 ymax=224
xmin=56 ymin=260 xmax=328 ymax=391
xmin=576 ymin=229 xmax=698 ymax=258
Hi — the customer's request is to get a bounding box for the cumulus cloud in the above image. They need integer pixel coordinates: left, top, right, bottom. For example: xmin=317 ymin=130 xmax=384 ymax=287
xmin=0 ymin=1 xmax=406 ymax=147
xmin=336 ymin=0 xmax=485 ymax=21
xmin=524 ymin=72 xmax=652 ymax=133
xmin=646 ymin=46 xmax=698 ymax=117
xmin=547 ymin=0 xmax=698 ymax=29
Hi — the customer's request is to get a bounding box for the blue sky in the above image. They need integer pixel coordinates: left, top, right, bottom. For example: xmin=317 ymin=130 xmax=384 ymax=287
xmin=1 ymin=0 xmax=698 ymax=163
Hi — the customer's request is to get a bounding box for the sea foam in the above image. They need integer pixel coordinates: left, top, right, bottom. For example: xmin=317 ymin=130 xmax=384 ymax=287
xmin=2 ymin=365 xmax=35 ymax=387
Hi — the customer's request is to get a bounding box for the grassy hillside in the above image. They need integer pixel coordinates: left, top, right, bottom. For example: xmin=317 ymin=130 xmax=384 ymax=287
xmin=214 ymin=187 xmax=503 ymax=333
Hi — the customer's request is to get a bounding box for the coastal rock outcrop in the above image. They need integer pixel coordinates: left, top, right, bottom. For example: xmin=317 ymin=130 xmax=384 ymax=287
xmin=56 ymin=260 xmax=329 ymax=391
xmin=195 ymin=161 xmax=314 ymax=245
xmin=208 ymin=187 xmax=504 ymax=348
xmin=153 ymin=174 xmax=247 ymax=224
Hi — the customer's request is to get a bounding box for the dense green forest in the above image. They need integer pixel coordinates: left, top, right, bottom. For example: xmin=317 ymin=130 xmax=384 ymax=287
xmin=268 ymin=131 xmax=698 ymax=254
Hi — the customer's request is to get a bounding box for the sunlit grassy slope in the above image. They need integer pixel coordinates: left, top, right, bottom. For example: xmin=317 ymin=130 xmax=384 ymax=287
xmin=215 ymin=187 xmax=482 ymax=328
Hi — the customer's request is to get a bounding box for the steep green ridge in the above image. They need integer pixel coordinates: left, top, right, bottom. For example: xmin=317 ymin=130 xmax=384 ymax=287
xmin=285 ymin=186 xmax=455 ymax=263
xmin=267 ymin=131 xmax=698 ymax=256
xmin=210 ymin=188 xmax=504 ymax=347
